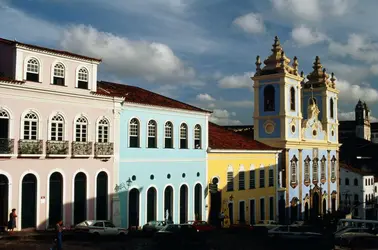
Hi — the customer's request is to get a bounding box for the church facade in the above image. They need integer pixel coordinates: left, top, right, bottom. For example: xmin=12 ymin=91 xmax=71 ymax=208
xmin=251 ymin=37 xmax=340 ymax=223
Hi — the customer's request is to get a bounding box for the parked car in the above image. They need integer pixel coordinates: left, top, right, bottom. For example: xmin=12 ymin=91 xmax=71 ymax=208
xmin=228 ymin=221 xmax=254 ymax=233
xmin=142 ymin=220 xmax=168 ymax=233
xmin=268 ymin=225 xmax=322 ymax=240
xmin=335 ymin=232 xmax=378 ymax=250
xmin=154 ymin=224 xmax=204 ymax=248
xmin=186 ymin=220 xmax=216 ymax=232
xmin=74 ymin=220 xmax=128 ymax=237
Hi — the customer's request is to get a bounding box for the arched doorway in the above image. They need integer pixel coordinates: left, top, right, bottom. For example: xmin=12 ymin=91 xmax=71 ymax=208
xmin=312 ymin=192 xmax=320 ymax=219
xmin=209 ymin=177 xmax=221 ymax=226
xmin=21 ymin=174 xmax=37 ymax=229
xmin=323 ymin=198 xmax=327 ymax=215
xmin=49 ymin=172 xmax=63 ymax=227
xmin=304 ymin=202 xmax=309 ymax=221
xmin=146 ymin=187 xmax=157 ymax=222
xmin=164 ymin=186 xmax=173 ymax=222
xmin=228 ymin=202 xmax=234 ymax=225
xmin=0 ymin=175 xmax=9 ymax=227
xmin=290 ymin=198 xmax=298 ymax=223
xmin=179 ymin=185 xmax=188 ymax=223
xmin=278 ymin=195 xmax=286 ymax=224
xmin=194 ymin=184 xmax=202 ymax=220
xmin=74 ymin=172 xmax=87 ymax=225
xmin=96 ymin=172 xmax=108 ymax=220
xmin=128 ymin=188 xmax=140 ymax=228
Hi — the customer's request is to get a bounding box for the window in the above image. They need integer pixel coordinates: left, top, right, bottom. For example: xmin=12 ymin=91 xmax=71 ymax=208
xmin=53 ymin=63 xmax=65 ymax=86
xmin=147 ymin=120 xmax=157 ymax=148
xmin=345 ymin=178 xmax=349 ymax=186
xmin=239 ymin=201 xmax=245 ymax=223
xmin=268 ymin=169 xmax=274 ymax=187
xmin=290 ymin=87 xmax=295 ymax=111
xmin=239 ymin=170 xmax=245 ymax=190
xmin=290 ymin=155 xmax=298 ymax=184
xmin=331 ymin=156 xmax=336 ymax=180
xmin=354 ymin=194 xmax=359 ymax=204
xmin=23 ymin=112 xmax=38 ymax=140
xmin=259 ymin=169 xmax=265 ymax=188
xmin=227 ymin=170 xmax=233 ymax=191
xmin=180 ymin=123 xmax=188 ymax=149
xmin=365 ymin=179 xmax=368 ymax=186
xmin=0 ymin=109 xmax=9 ymax=139
xmin=249 ymin=200 xmax=255 ymax=225
xmin=269 ymin=197 xmax=274 ymax=220
xmin=129 ymin=118 xmax=140 ymax=148
xmin=249 ymin=170 xmax=255 ymax=189
xmin=26 ymin=58 xmax=39 ymax=82
xmin=50 ymin=114 xmax=64 ymax=141
xmin=194 ymin=125 xmax=201 ymax=149
xmin=75 ymin=116 xmax=88 ymax=142
xmin=164 ymin=122 xmax=173 ymax=148
xmin=330 ymin=98 xmax=334 ymax=119
xmin=354 ymin=178 xmax=358 ymax=186
xmin=260 ymin=198 xmax=265 ymax=221
xmin=320 ymin=156 xmax=326 ymax=181
xmin=304 ymin=156 xmax=311 ymax=183
xmin=77 ymin=67 xmax=88 ymax=89
xmin=263 ymin=85 xmax=275 ymax=112
xmin=98 ymin=118 xmax=109 ymax=143
xmin=312 ymin=157 xmax=319 ymax=182
xmin=93 ymin=222 xmax=104 ymax=227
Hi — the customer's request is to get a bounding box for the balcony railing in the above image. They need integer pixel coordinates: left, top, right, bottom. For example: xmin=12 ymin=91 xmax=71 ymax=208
xmin=0 ymin=138 xmax=14 ymax=155
xmin=72 ymin=141 xmax=92 ymax=157
xmin=46 ymin=141 xmax=69 ymax=156
xmin=95 ymin=142 xmax=114 ymax=157
xmin=18 ymin=140 xmax=43 ymax=155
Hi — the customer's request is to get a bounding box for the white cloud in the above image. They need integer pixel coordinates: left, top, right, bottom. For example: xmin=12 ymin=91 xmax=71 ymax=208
xmin=324 ymin=61 xmax=370 ymax=83
xmin=370 ymin=65 xmax=378 ymax=75
xmin=233 ymin=13 xmax=265 ymax=34
xmin=291 ymin=25 xmax=327 ymax=47
xmin=209 ymin=109 xmax=243 ymax=125
xmin=218 ymin=72 xmax=254 ymax=89
xmin=339 ymin=111 xmax=378 ymax=122
xmin=196 ymin=93 xmax=215 ymax=102
xmin=337 ymin=79 xmax=378 ymax=103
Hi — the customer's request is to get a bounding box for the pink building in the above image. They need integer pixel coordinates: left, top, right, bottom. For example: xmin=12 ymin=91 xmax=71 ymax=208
xmin=0 ymin=38 xmax=123 ymax=230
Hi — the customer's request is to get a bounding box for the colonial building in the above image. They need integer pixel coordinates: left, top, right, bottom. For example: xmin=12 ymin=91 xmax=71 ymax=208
xmin=95 ymin=81 xmax=211 ymax=228
xmin=251 ymin=37 xmax=340 ymax=223
xmin=207 ymin=123 xmax=281 ymax=226
xmin=0 ymin=38 xmax=123 ymax=230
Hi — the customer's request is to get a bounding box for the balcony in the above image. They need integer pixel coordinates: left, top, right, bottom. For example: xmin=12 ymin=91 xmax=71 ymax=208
xmin=0 ymin=138 xmax=14 ymax=156
xmin=18 ymin=140 xmax=43 ymax=156
xmin=46 ymin=141 xmax=69 ymax=157
xmin=95 ymin=142 xmax=114 ymax=157
xmin=72 ymin=141 xmax=92 ymax=157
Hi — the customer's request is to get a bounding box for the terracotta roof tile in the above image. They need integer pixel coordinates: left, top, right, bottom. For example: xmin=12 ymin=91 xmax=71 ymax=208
xmin=0 ymin=38 xmax=101 ymax=62
xmin=0 ymin=77 xmax=25 ymax=84
xmin=96 ymin=81 xmax=211 ymax=113
xmin=209 ymin=122 xmax=279 ymax=151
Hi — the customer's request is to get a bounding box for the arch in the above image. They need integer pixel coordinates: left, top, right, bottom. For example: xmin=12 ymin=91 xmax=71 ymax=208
xmin=354 ymin=178 xmax=358 ymax=186
xmin=146 ymin=187 xmax=157 ymax=222
xmin=194 ymin=183 xmax=202 ymax=220
xmin=20 ymin=109 xmax=42 ymax=140
xmin=0 ymin=106 xmax=14 ymax=139
xmin=96 ymin=171 xmax=108 ymax=220
xmin=74 ymin=115 xmax=88 ymax=142
xmin=76 ymin=66 xmax=90 ymax=89
xmin=290 ymin=86 xmax=295 ymax=111
xmin=129 ymin=117 xmax=140 ymax=148
xmin=147 ymin=120 xmax=157 ymax=148
xmin=48 ymin=172 xmax=63 ymax=227
xmin=179 ymin=123 xmax=188 ymax=149
xmin=73 ymin=172 xmax=87 ymax=225
xmin=128 ymin=188 xmax=140 ymax=228
xmin=24 ymin=56 xmax=42 ymax=82
xmin=263 ymin=85 xmax=275 ymax=112
xmin=0 ymin=108 xmax=10 ymax=144
xmin=194 ymin=124 xmax=202 ymax=149
xmin=164 ymin=121 xmax=174 ymax=148
xmin=52 ymin=62 xmax=66 ymax=86
xmin=96 ymin=116 xmax=110 ymax=143
xmin=179 ymin=184 xmax=189 ymax=223
xmin=21 ymin=173 xmax=38 ymax=229
xmin=330 ymin=98 xmax=334 ymax=119
xmin=163 ymin=185 xmax=174 ymax=222
xmin=94 ymin=169 xmax=111 ymax=220
xmin=0 ymin=174 xmax=9 ymax=227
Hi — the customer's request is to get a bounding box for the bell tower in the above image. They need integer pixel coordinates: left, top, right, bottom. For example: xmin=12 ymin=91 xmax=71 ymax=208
xmin=302 ymin=56 xmax=339 ymax=143
xmin=355 ymin=100 xmax=371 ymax=141
xmin=252 ymin=36 xmax=304 ymax=147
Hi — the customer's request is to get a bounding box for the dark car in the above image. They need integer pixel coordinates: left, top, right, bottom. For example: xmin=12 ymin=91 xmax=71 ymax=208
xmin=142 ymin=220 xmax=168 ymax=233
xmin=154 ymin=224 xmax=205 ymax=248
xmin=186 ymin=220 xmax=216 ymax=232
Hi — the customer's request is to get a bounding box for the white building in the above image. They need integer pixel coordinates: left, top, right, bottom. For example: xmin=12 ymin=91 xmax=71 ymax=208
xmin=339 ymin=164 xmax=375 ymax=220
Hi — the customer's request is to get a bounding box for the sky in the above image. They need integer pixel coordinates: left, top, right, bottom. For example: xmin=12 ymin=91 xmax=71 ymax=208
xmin=1 ymin=0 xmax=378 ymax=125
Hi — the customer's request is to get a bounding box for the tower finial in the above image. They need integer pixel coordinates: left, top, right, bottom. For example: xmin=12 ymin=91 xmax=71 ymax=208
xmin=330 ymin=72 xmax=336 ymax=87
xmin=255 ymin=55 xmax=261 ymax=72
xmin=292 ymin=56 xmax=298 ymax=75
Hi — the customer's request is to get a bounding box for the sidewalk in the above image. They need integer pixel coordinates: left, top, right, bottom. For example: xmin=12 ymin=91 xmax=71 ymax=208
xmin=0 ymin=230 xmax=75 ymax=241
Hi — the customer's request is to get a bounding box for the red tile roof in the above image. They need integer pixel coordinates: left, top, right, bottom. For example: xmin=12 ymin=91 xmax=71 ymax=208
xmin=209 ymin=122 xmax=279 ymax=151
xmin=0 ymin=38 xmax=101 ymax=62
xmin=0 ymin=77 xmax=25 ymax=85
xmin=340 ymin=163 xmax=373 ymax=176
xmin=96 ymin=81 xmax=211 ymax=113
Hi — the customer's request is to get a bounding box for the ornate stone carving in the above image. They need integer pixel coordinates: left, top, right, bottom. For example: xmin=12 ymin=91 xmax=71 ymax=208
xmin=304 ymin=155 xmax=311 ymax=186
xmin=46 ymin=141 xmax=69 ymax=155
xmin=320 ymin=155 xmax=327 ymax=183
xmin=72 ymin=142 xmax=92 ymax=156
xmin=18 ymin=140 xmax=43 ymax=155
xmin=95 ymin=142 xmax=114 ymax=157
xmin=290 ymin=155 xmax=298 ymax=188
xmin=0 ymin=138 xmax=14 ymax=154
xmin=304 ymin=56 xmax=336 ymax=89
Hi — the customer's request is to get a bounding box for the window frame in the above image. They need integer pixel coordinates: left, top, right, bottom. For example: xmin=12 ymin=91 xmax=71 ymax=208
xmin=97 ymin=117 xmax=110 ymax=143
xmin=259 ymin=169 xmax=265 ymax=188
xmin=129 ymin=118 xmax=140 ymax=148
xmin=194 ymin=124 xmax=202 ymax=149
xmin=227 ymin=166 xmax=234 ymax=192
xmin=52 ymin=62 xmax=66 ymax=86
xmin=268 ymin=168 xmax=274 ymax=187
xmin=50 ymin=114 xmax=65 ymax=141
xmin=249 ymin=169 xmax=256 ymax=189
xmin=147 ymin=120 xmax=157 ymax=148
xmin=164 ymin=121 xmax=174 ymax=149
xmin=239 ymin=169 xmax=245 ymax=190
xmin=74 ymin=116 xmax=88 ymax=142
xmin=290 ymin=86 xmax=296 ymax=111
xmin=179 ymin=123 xmax=188 ymax=149
xmin=263 ymin=85 xmax=275 ymax=112
xmin=22 ymin=111 xmax=40 ymax=140
xmin=330 ymin=98 xmax=334 ymax=119
xmin=76 ymin=66 xmax=89 ymax=89
xmin=25 ymin=57 xmax=41 ymax=82
xmin=0 ymin=108 xmax=11 ymax=139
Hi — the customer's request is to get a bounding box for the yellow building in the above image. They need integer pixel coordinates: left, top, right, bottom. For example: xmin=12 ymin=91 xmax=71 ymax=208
xmin=207 ymin=122 xmax=281 ymax=226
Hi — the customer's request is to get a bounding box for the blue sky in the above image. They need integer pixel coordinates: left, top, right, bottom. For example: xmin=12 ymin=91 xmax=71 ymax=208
xmin=1 ymin=0 xmax=378 ymax=125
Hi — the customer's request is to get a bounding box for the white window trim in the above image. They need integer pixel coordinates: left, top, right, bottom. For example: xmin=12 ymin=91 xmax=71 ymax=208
xmin=0 ymin=106 xmax=14 ymax=139
xmin=178 ymin=183 xmax=190 ymax=223
xmin=164 ymin=121 xmax=174 ymax=148
xmin=128 ymin=117 xmax=141 ymax=148
xmin=95 ymin=116 xmax=111 ymax=143
xmin=146 ymin=119 xmax=158 ymax=148
xmin=179 ymin=122 xmax=188 ymax=148
xmin=193 ymin=124 xmax=202 ymax=149
xmin=73 ymin=113 xmax=90 ymax=142
xmin=20 ymin=109 xmax=43 ymax=140
xmin=50 ymin=61 xmax=67 ymax=86
xmin=75 ymin=65 xmax=91 ymax=89
xmin=144 ymin=185 xmax=159 ymax=223
xmin=23 ymin=56 xmax=43 ymax=82
xmin=48 ymin=112 xmax=67 ymax=141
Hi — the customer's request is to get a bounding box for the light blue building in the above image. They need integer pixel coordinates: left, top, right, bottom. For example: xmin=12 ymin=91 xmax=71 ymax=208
xmin=251 ymin=37 xmax=340 ymax=224
xmin=102 ymin=82 xmax=211 ymax=228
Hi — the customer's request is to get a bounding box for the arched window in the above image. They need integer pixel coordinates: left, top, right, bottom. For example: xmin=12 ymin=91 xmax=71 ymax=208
xmin=330 ymin=98 xmax=334 ymax=119
xmin=180 ymin=123 xmax=188 ymax=149
xmin=75 ymin=116 xmax=88 ymax=142
xmin=23 ymin=112 xmax=39 ymax=140
xmin=97 ymin=118 xmax=109 ymax=143
xmin=164 ymin=122 xmax=173 ymax=148
xmin=290 ymin=155 xmax=298 ymax=184
xmin=194 ymin=124 xmax=201 ymax=149
xmin=77 ymin=67 xmax=88 ymax=89
xmin=320 ymin=156 xmax=326 ymax=181
xmin=53 ymin=63 xmax=65 ymax=86
xmin=0 ymin=109 xmax=10 ymax=140
xmin=345 ymin=178 xmax=349 ymax=186
xmin=290 ymin=87 xmax=295 ymax=111
xmin=312 ymin=157 xmax=319 ymax=183
xmin=147 ymin=120 xmax=157 ymax=148
xmin=129 ymin=118 xmax=140 ymax=148
xmin=354 ymin=178 xmax=358 ymax=186
xmin=51 ymin=114 xmax=64 ymax=141
xmin=263 ymin=85 xmax=275 ymax=112
xmin=304 ymin=156 xmax=311 ymax=184
xmin=26 ymin=58 xmax=39 ymax=82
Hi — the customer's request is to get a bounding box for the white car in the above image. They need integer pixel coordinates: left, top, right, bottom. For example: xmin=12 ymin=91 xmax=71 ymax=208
xmin=268 ymin=225 xmax=322 ymax=240
xmin=75 ymin=220 xmax=128 ymax=236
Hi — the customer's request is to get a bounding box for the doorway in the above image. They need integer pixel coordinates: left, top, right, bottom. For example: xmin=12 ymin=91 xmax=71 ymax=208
xmin=194 ymin=184 xmax=202 ymax=221
xmin=164 ymin=186 xmax=173 ymax=222
xmin=21 ymin=174 xmax=37 ymax=229
xmin=96 ymin=172 xmax=108 ymax=220
xmin=228 ymin=203 xmax=234 ymax=225
xmin=179 ymin=185 xmax=188 ymax=224
xmin=74 ymin=172 xmax=87 ymax=225
xmin=128 ymin=188 xmax=140 ymax=227
xmin=49 ymin=172 xmax=63 ymax=227
xmin=146 ymin=187 xmax=157 ymax=222
xmin=0 ymin=174 xmax=8 ymax=227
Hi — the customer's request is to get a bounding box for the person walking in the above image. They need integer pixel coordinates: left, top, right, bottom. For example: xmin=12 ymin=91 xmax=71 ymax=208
xmin=55 ymin=220 xmax=64 ymax=250
xmin=7 ymin=208 xmax=17 ymax=234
